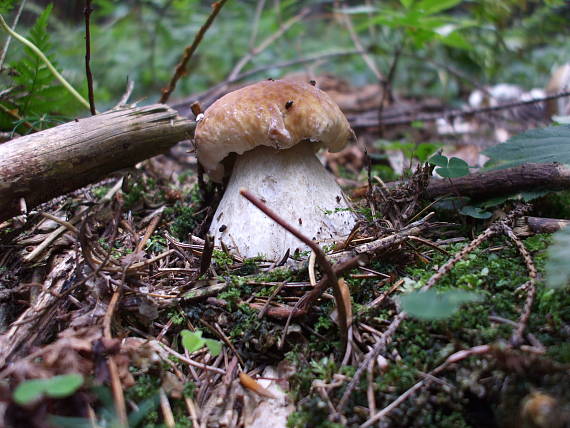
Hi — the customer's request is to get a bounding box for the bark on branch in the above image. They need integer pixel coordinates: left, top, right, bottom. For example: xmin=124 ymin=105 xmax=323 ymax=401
xmin=425 ymin=163 xmax=570 ymax=200
xmin=0 ymin=104 xmax=195 ymax=222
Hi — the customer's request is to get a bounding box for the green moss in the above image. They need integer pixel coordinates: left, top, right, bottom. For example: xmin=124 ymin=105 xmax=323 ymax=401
xmin=284 ymin=233 xmax=570 ymax=427
xmin=165 ymin=202 xmax=199 ymax=241
xmin=123 ymin=182 xmax=145 ymax=210
xmin=253 ymin=267 xmax=294 ymax=283
xmin=212 ymin=249 xmax=233 ymax=271
xmin=92 ymin=185 xmax=111 ymax=199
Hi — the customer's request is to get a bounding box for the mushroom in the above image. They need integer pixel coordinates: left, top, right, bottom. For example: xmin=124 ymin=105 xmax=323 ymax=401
xmin=195 ymin=79 xmax=358 ymax=261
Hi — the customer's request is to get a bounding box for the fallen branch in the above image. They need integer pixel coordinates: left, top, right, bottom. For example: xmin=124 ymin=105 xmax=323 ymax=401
xmin=514 ymin=216 xmax=570 ymax=236
xmin=349 ymin=90 xmax=570 ymax=127
xmin=425 ymin=163 xmax=570 ymax=200
xmin=0 ymin=104 xmax=195 ymax=222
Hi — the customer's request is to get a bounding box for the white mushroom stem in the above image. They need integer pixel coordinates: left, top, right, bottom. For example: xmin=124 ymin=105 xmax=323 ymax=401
xmin=209 ymin=143 xmax=357 ymax=261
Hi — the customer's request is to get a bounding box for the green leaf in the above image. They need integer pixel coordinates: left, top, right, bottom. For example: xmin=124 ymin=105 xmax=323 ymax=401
xmin=400 ymin=289 xmax=484 ymax=320
xmin=415 ymin=0 xmax=462 ymax=14
xmin=429 ymin=155 xmax=469 ymax=178
xmin=13 ymin=379 xmax=46 ymax=405
xmin=13 ymin=374 xmax=83 ymax=405
xmin=445 ymin=157 xmax=470 ymax=177
xmin=204 ymin=339 xmax=222 ymax=357
xmin=44 ymin=374 xmax=84 ymax=398
xmin=546 ymin=227 xmax=570 ymax=288
xmin=459 ymin=205 xmax=492 ymax=219
xmin=428 ymin=153 xmax=448 ymax=167
xmin=181 ymin=329 xmax=205 ymax=354
xmin=483 ymin=125 xmax=570 ymax=170
xmin=437 ymin=30 xmax=472 ymax=50
xmin=400 ymin=0 xmax=415 ymax=9
xmin=415 ymin=143 xmax=443 ymax=162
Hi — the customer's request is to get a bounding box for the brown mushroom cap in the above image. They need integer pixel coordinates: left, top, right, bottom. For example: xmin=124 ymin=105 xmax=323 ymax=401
xmin=195 ymin=79 xmax=354 ymax=182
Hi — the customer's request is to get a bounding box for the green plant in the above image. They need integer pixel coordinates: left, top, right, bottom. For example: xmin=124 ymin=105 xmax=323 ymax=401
xmin=181 ymin=329 xmax=222 ymax=356
xmin=0 ymin=6 xmax=82 ymax=133
xmin=483 ymin=124 xmax=570 ymax=170
xmin=13 ymin=373 xmax=84 ymax=405
xmin=377 ymin=140 xmax=443 ymax=163
xmin=360 ymin=0 xmax=473 ymax=50
xmin=212 ymin=249 xmax=233 ymax=271
xmin=428 ymin=153 xmax=469 ymax=178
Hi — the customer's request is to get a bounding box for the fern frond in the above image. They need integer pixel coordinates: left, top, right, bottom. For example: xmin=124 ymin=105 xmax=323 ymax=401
xmin=0 ymin=5 xmax=88 ymax=133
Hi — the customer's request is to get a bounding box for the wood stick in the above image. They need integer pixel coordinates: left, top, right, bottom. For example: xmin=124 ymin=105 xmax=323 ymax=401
xmin=0 ymin=104 xmax=195 ymax=222
xmin=352 ymin=163 xmax=570 ymax=201
xmin=425 ymin=163 xmax=570 ymax=200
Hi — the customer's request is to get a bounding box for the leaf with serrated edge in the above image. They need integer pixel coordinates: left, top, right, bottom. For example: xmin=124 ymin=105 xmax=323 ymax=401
xmin=483 ymin=125 xmax=570 ymax=170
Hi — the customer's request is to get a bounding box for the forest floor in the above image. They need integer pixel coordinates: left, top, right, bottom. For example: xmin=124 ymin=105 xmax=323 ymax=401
xmin=1 ymin=74 xmax=570 ymax=428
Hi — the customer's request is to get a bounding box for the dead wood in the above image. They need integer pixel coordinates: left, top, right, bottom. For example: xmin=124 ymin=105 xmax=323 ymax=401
xmin=425 ymin=163 xmax=570 ymax=200
xmin=0 ymin=104 xmax=195 ymax=222
xmin=514 ymin=216 xmax=570 ymax=236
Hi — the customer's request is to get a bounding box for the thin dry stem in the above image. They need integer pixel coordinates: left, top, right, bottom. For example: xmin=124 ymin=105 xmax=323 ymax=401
xmin=240 ymin=188 xmax=349 ymax=348
xmin=160 ymin=0 xmax=229 ymax=103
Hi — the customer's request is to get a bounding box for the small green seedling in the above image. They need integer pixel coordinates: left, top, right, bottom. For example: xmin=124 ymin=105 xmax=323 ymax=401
xmin=13 ymin=373 xmax=84 ymax=405
xmin=181 ymin=329 xmax=222 ymax=357
xmin=428 ymin=154 xmax=469 ymax=178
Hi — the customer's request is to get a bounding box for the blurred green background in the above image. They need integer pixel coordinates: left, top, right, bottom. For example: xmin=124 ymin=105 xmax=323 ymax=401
xmin=0 ymin=0 xmax=569 ymax=132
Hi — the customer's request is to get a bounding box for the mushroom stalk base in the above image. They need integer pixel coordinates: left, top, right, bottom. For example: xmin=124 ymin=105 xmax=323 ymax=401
xmin=209 ymin=144 xmax=357 ymax=261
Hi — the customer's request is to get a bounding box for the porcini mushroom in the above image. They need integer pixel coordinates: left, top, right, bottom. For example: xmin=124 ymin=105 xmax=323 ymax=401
xmin=195 ymin=79 xmax=358 ymax=261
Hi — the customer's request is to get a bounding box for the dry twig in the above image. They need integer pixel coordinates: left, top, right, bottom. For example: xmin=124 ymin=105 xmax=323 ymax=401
xmin=160 ymin=0 xmax=229 ymax=103
xmin=240 ymin=189 xmax=349 ymax=348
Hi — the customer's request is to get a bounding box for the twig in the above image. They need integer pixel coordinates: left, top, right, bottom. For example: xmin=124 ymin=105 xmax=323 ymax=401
xmin=359 ymin=90 xmax=570 ymax=127
xmin=135 ymin=212 xmax=162 ymax=253
xmin=308 ymin=251 xmax=317 ymax=286
xmin=151 ymin=341 xmax=226 ymax=374
xmin=240 ymin=188 xmax=349 ymax=347
xmin=407 ymin=235 xmax=451 ymax=256
xmin=199 ymin=234 xmax=214 ymax=276
xmin=84 ymin=0 xmax=96 ymax=115
xmin=299 ymin=214 xmax=434 ymax=315
xmin=339 ymin=10 xmax=383 ymax=81
xmin=500 ymin=224 xmax=538 ymax=345
xmin=0 ymin=0 xmax=26 ymax=70
xmin=160 ymin=388 xmax=176 ymax=428
xmin=23 ymin=180 xmax=123 ymax=263
xmin=360 ymin=345 xmax=492 ymax=427
xmin=159 ymin=0 xmax=228 ymax=104
xmin=424 ymin=225 xmax=498 ymax=289
xmin=0 ymin=14 xmax=91 ymax=110
xmin=336 ymin=309 xmax=406 ymax=414
xmin=257 ymin=281 xmax=286 ymax=319
xmin=337 ymin=216 xmax=499 ymax=415
xmin=226 ymin=8 xmax=310 ymax=81
xmin=249 ymin=0 xmax=267 ymax=50
xmin=40 ymin=212 xmax=79 ymax=234
xmin=104 ymin=272 xmax=127 ymax=427
xmin=182 ymin=49 xmax=363 ymax=109
xmin=113 ymin=78 xmax=135 ymax=108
